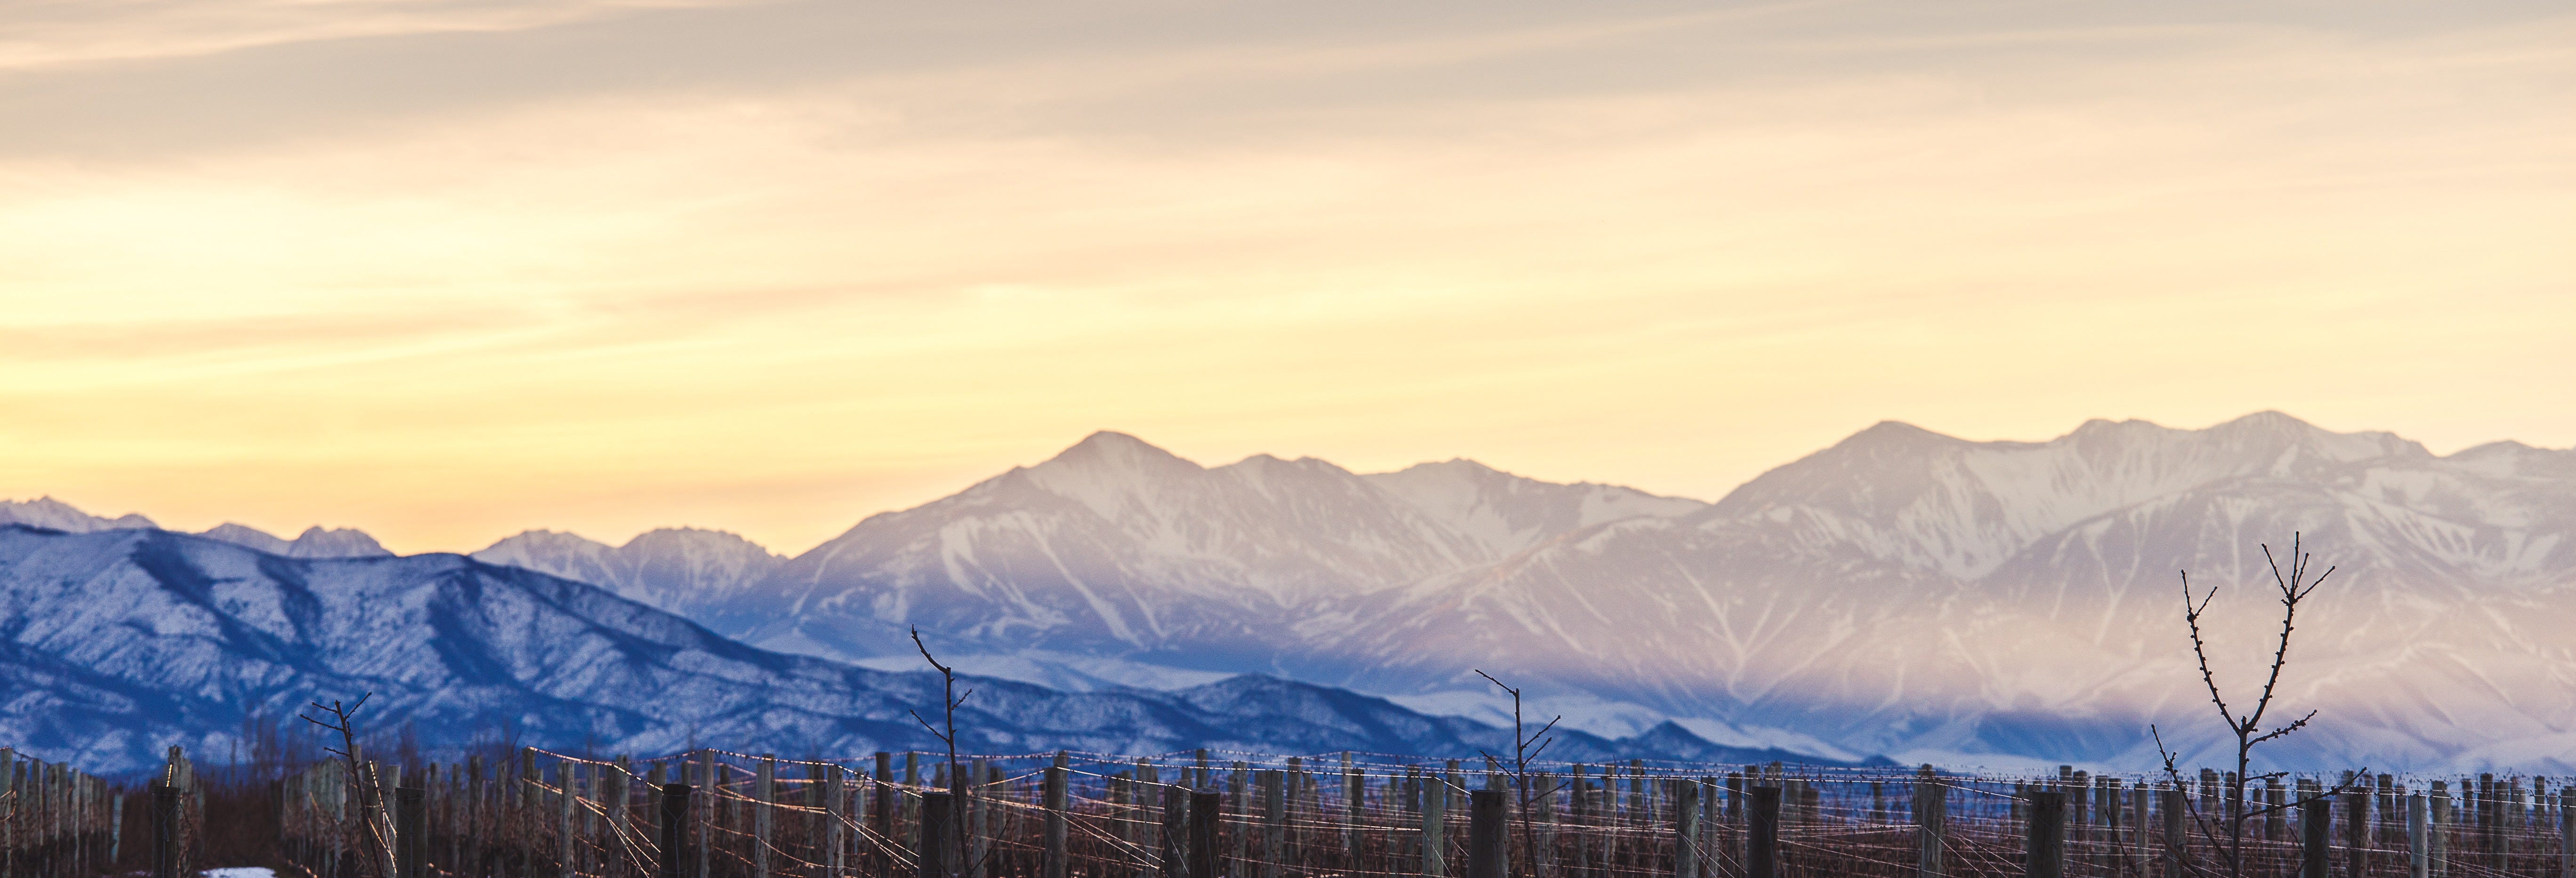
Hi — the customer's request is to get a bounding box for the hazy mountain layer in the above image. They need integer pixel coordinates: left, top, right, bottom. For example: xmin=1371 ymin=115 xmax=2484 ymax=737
xmin=535 ymin=414 xmax=2573 ymax=771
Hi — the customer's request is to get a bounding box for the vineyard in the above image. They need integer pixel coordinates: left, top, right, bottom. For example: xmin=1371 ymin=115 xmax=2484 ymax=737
xmin=11 ymin=744 xmax=2576 ymax=878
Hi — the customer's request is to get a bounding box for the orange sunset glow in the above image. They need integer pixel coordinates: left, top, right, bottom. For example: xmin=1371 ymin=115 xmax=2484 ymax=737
xmin=4 ymin=0 xmax=2571 ymax=555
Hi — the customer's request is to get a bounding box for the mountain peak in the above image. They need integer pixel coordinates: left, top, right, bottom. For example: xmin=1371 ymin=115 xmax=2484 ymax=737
xmin=2216 ymin=409 xmax=2310 ymax=431
xmin=2206 ymin=410 xmax=2429 ymax=463
xmin=0 ymin=496 xmax=158 ymax=533
xmin=289 ymin=526 xmax=394 ymax=558
xmin=1838 ymin=420 xmax=1961 ymax=449
xmin=1382 ymin=458 xmax=1508 ymax=481
xmin=201 ymin=522 xmax=392 ymax=558
xmin=201 ymin=522 xmax=293 ymax=554
xmin=1039 ymin=431 xmax=1202 ymax=474
xmin=623 ymin=526 xmax=781 ymax=559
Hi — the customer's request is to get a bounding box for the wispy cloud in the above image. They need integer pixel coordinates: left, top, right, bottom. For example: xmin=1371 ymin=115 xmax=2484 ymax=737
xmin=0 ymin=0 xmax=781 ymax=70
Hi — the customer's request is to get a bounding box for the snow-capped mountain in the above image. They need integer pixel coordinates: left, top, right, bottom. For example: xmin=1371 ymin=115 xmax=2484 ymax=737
xmin=24 ymin=412 xmax=2576 ymax=773
xmin=1319 ymin=412 xmax=2576 ymax=770
xmin=707 ymin=431 xmax=1707 ymax=681
xmin=619 ymin=414 xmax=2576 ymax=772
xmin=0 ymin=497 xmax=157 ymax=533
xmin=201 ymin=523 xmax=394 ymax=558
xmin=473 ymin=527 xmax=782 ymax=616
xmin=0 ymin=524 xmax=1805 ymax=774
xmin=0 ymin=498 xmax=394 ymax=559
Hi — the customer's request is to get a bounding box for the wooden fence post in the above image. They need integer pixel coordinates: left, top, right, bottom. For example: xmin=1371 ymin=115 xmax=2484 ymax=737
xmin=2556 ymin=785 xmax=2575 ymax=878
xmin=1699 ymin=779 xmax=1720 ymax=878
xmin=396 ymin=785 xmax=426 ymax=878
xmin=1283 ymin=757 xmax=1301 ymax=874
xmin=972 ymin=759 xmax=994 ymax=878
xmin=756 ymin=755 xmax=777 ymax=878
xmin=1261 ymin=770 xmax=1285 ymax=878
xmin=0 ymin=747 xmax=11 ymax=878
xmin=515 ymin=749 xmax=535 ymax=878
xmin=607 ymin=758 xmax=632 ymax=878
xmin=2348 ymin=784 xmax=2371 ymax=878
xmin=1042 ymin=755 xmax=1067 ymax=878
xmin=2025 ymin=789 xmax=2064 ymax=878
xmin=559 ymin=760 xmax=579 ymax=878
xmin=1162 ymin=783 xmax=1189 ymax=878
xmin=2098 ymin=778 xmax=2120 ymax=878
xmin=877 ymin=753 xmax=898 ymax=878
xmin=1915 ymin=765 xmax=1945 ymax=878
xmin=1422 ymin=766 xmax=1447 ymax=878
xmin=2432 ymin=781 xmax=2451 ymax=878
xmin=465 ymin=756 xmax=484 ymax=878
xmin=1747 ymin=786 xmax=1779 ymax=878
xmin=1110 ymin=772 xmax=1134 ymax=878
xmin=2069 ymin=773 xmax=2089 ymax=872
xmin=1570 ymin=766 xmax=1594 ymax=878
xmin=2161 ymin=784 xmax=2184 ymax=878
xmin=1344 ymin=753 xmax=1363 ymax=869
xmin=151 ymin=780 xmax=179 ymax=878
xmin=1469 ymin=789 xmax=1505 ymax=878
xmin=1671 ymin=780 xmax=1697 ymax=878
xmin=2265 ymin=779 xmax=2285 ymax=841
xmin=661 ymin=783 xmax=692 ymax=878
xmin=2410 ymin=791 xmax=2429 ymax=878
xmin=698 ymin=752 xmax=718 ymax=878
xmin=919 ymin=791 xmax=953 ymax=878
xmin=1534 ymin=773 xmax=1559 ymax=878
xmin=1185 ymin=789 xmax=1217 ymax=878
xmin=2301 ymin=793 xmax=2330 ymax=878
xmin=826 ymin=763 xmax=847 ymax=878
xmin=1231 ymin=763 xmax=1250 ymax=872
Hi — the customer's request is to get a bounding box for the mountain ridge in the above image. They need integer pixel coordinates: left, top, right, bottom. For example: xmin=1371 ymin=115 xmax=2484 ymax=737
xmin=0 ymin=523 xmax=1829 ymax=774
xmin=17 ymin=412 xmax=2576 ymax=771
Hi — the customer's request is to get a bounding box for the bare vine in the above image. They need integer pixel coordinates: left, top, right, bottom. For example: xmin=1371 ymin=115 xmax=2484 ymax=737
xmin=299 ymin=693 xmax=392 ymax=878
xmin=2152 ymin=533 xmax=2364 ymax=878
xmin=910 ymin=627 xmax=975 ymax=878
xmin=1475 ymin=669 xmax=1565 ymax=878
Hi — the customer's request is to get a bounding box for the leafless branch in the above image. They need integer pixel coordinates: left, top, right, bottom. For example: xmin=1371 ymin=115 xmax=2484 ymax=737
xmin=913 ymin=627 xmax=972 ymax=878
xmin=298 ymin=693 xmax=391 ymax=878
xmin=2161 ymin=532 xmax=2340 ymax=878
xmin=1476 ymin=669 xmax=1562 ymax=878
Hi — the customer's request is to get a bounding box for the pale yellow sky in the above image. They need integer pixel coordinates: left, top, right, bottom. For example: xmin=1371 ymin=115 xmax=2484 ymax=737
xmin=2 ymin=1 xmax=2570 ymax=555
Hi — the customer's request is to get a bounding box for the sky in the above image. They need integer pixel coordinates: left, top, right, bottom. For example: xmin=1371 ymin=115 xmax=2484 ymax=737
xmin=2 ymin=0 xmax=2570 ymax=555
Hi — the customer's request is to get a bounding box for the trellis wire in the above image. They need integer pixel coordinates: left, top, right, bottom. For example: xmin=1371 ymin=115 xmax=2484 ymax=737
xmin=248 ymin=749 xmax=2576 ymax=878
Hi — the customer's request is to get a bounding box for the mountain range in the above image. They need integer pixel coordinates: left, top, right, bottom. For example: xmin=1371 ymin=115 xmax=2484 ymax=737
xmin=2 ymin=497 xmax=393 ymax=559
xmin=0 ymin=524 xmax=1817 ymax=775
xmin=13 ymin=411 xmax=2576 ymax=773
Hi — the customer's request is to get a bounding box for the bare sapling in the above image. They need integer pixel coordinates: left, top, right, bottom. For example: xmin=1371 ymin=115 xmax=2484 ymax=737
xmin=911 ymin=627 xmax=975 ymax=878
xmin=1475 ymin=669 xmax=1564 ymax=878
xmin=2152 ymin=532 xmax=2365 ymax=878
xmin=300 ymin=692 xmax=394 ymax=878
